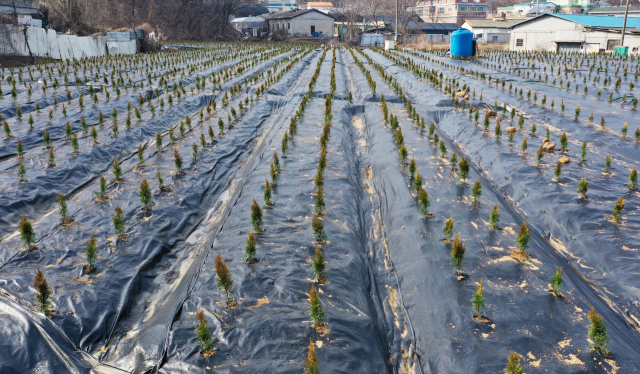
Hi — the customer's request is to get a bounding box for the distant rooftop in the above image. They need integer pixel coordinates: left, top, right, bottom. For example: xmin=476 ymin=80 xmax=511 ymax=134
xmin=510 ymin=13 xmax=640 ymax=28
xmin=462 ymin=19 xmax=522 ymax=27
xmin=262 ymin=8 xmax=334 ymax=20
xmin=307 ymin=2 xmax=333 ymax=7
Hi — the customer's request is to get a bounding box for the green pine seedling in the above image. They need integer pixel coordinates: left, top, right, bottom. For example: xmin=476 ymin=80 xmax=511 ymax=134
xmin=215 ymin=253 xmax=235 ymax=306
xmin=409 ymin=158 xmax=417 ymax=178
xmin=157 ymin=170 xmax=165 ymax=191
xmin=244 ymin=231 xmax=257 ymax=262
xmin=312 ymin=213 xmax=325 ymax=242
xmin=604 ymin=155 xmax=611 ymax=173
xmin=264 ymin=179 xmax=272 ymax=205
xmin=251 ymin=199 xmax=263 ymax=232
xmin=34 ymin=268 xmax=52 ymax=316
xmin=471 ymin=180 xmax=482 ymax=204
xmin=90 ymin=126 xmax=98 ymax=143
xmin=112 ymin=159 xmax=123 ymax=181
xmin=489 ymin=205 xmax=500 ymax=228
xmin=450 ymin=152 xmax=458 ymax=168
xmin=112 ymin=206 xmax=126 ymax=238
xmin=418 ymin=187 xmax=430 ymax=217
xmin=472 ymin=279 xmax=485 ymax=317
xmin=48 ymin=146 xmax=55 ymax=167
xmin=600 ymin=116 xmax=605 ymax=129
xmin=139 ymin=179 xmax=152 ymax=210
xmin=622 ymin=123 xmax=628 ymax=137
xmin=308 ymin=285 xmax=324 ymax=327
xmin=95 ymin=176 xmax=107 ymax=199
xmin=174 ymin=148 xmax=183 ymax=174
xmin=43 ymin=128 xmax=51 ymax=147
xmin=192 ymin=143 xmax=198 ymax=163
xmin=554 ymin=162 xmax=562 ymax=181
xmin=504 ymin=352 xmax=524 ymax=374
xmin=549 ymin=267 xmax=563 ymax=297
xmin=17 ymin=159 xmax=27 ymax=182
xmin=399 ymin=144 xmax=408 ymax=164
xmin=516 ymin=223 xmax=530 ymax=254
xmin=458 ymin=158 xmax=469 ymax=182
xmin=451 ymin=233 xmax=466 ymax=277
xmin=578 ymin=178 xmax=588 ymax=198
xmin=443 ymin=215 xmax=454 ymax=240
xmin=560 ymin=132 xmax=568 ymax=151
xmin=413 ymin=171 xmax=422 ymax=191
xmin=629 ymin=168 xmax=637 ymax=188
xmin=16 ymin=138 xmax=24 ymax=158
xmin=85 ymin=236 xmax=97 ymax=272
xmin=58 ymin=193 xmax=69 ymax=222
xmin=195 ymin=310 xmax=215 ymax=353
xmin=315 ymin=186 xmax=325 ymax=214
xmin=612 ymin=197 xmax=624 ymax=223
xmin=588 ymin=307 xmax=611 ymax=355
xmin=19 ymin=213 xmax=36 ymax=249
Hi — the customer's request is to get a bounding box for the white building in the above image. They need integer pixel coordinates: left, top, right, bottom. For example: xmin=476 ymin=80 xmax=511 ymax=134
xmin=460 ymin=19 xmax=520 ymax=44
xmin=264 ymin=0 xmax=298 ymax=13
xmin=306 ymin=2 xmax=333 ymax=13
xmin=263 ymin=9 xmax=335 ymax=37
xmin=509 ymin=14 xmax=640 ymax=53
xmin=230 ymin=17 xmax=268 ymax=37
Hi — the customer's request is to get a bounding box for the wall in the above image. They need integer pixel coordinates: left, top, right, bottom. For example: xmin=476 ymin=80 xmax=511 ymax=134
xmin=292 ymin=11 xmax=334 ymax=36
xmin=0 ymin=25 xmax=137 ymax=59
xmin=509 ymin=16 xmax=640 ymax=53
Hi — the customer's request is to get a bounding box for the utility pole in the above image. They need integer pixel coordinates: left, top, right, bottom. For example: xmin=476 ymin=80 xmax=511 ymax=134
xmin=536 ymin=0 xmax=539 ymax=16
xmin=621 ymin=0 xmax=630 ymax=47
xmin=395 ymin=0 xmax=398 ymax=44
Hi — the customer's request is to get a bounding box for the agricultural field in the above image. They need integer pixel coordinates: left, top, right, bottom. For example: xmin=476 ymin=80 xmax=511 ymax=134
xmin=1 ymin=43 xmax=640 ymax=373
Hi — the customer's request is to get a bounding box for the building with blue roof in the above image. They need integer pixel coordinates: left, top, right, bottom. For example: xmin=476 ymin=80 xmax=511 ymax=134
xmin=508 ymin=13 xmax=640 ymax=53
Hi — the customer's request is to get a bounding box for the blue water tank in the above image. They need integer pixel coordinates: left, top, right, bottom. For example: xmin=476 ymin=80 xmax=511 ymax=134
xmin=450 ymin=29 xmax=473 ymax=57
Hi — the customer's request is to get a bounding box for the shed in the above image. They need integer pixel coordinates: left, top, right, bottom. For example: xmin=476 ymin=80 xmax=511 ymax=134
xmin=231 ymin=16 xmax=268 ymax=37
xmin=460 ymin=19 xmax=520 ymax=44
xmin=508 ymin=13 xmax=640 ymax=53
xmin=406 ymin=22 xmax=460 ymax=44
xmin=262 ymin=8 xmax=334 ymax=37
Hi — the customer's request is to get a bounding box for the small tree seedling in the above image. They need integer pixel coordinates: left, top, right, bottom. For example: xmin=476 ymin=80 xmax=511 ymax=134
xmin=489 ymin=205 xmax=500 ymax=228
xmin=244 ymin=231 xmax=257 ymax=262
xmin=58 ymin=193 xmax=69 ymax=222
xmin=112 ymin=159 xmax=123 ymax=181
xmin=308 ymin=284 xmax=324 ymax=328
xmin=516 ymin=223 xmax=530 ymax=254
xmin=588 ymin=307 xmax=610 ymax=355
xmin=48 ymin=146 xmax=55 ymax=167
xmin=304 ymin=339 xmax=320 ymax=374
xmin=215 ymin=253 xmax=235 ymax=306
xmin=312 ymin=213 xmax=325 ymax=242
xmin=174 ymin=148 xmax=183 ymax=174
xmin=195 ymin=310 xmax=215 ymax=354
xmin=251 ymin=199 xmax=263 ymax=231
xmin=471 ymin=180 xmax=482 ymax=204
xmin=604 ymin=155 xmax=611 ymax=173
xmin=443 ymin=215 xmax=454 ymax=240
xmin=504 ymin=352 xmax=524 ymax=374
xmin=315 ymin=186 xmax=325 ymax=214
xmin=17 ymin=159 xmax=26 ymax=182
xmin=451 ymin=233 xmax=466 ymax=277
xmin=418 ymin=187 xmax=430 ymax=217
xmin=112 ymin=206 xmax=126 ymax=238
xmin=560 ymin=131 xmax=568 ymax=151
xmin=629 ymin=167 xmax=637 ymax=188
xmin=612 ymin=197 xmax=624 ymax=223
xmin=472 ymin=279 xmax=485 ymax=318
xmin=19 ymin=213 xmax=36 ymax=249
xmin=313 ymin=246 xmax=326 ymax=281
xmin=578 ymin=178 xmax=588 ymax=198
xmin=264 ymin=179 xmax=272 ymax=206
xmin=549 ymin=267 xmax=563 ymax=297
xmin=554 ymin=162 xmax=562 ymax=181
xmin=34 ymin=268 xmax=52 ymax=316
xmin=458 ymin=158 xmax=469 ymax=183
xmin=139 ymin=179 xmax=152 ymax=210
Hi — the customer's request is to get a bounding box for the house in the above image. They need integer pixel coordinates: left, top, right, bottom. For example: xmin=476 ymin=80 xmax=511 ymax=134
xmin=460 ymin=19 xmax=520 ymax=44
xmin=306 ymin=2 xmax=333 ymax=14
xmin=588 ymin=6 xmax=640 ymax=17
xmin=508 ymin=13 xmax=640 ymax=53
xmin=406 ymin=22 xmax=459 ymax=43
xmin=0 ymin=0 xmax=44 ymax=26
xmin=414 ymin=0 xmax=487 ymax=24
xmin=264 ymin=0 xmax=298 ymax=13
xmin=263 ymin=9 xmax=334 ymax=37
xmin=548 ymin=0 xmax=591 ymax=14
xmin=231 ymin=17 xmax=268 ymax=37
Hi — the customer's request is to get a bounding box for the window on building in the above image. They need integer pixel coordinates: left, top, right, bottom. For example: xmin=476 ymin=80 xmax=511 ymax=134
xmin=438 ymin=6 xmax=444 ymax=13
xmin=606 ymin=39 xmax=620 ymax=50
xmin=516 ymin=39 xmax=524 ymax=46
xmin=477 ymin=33 xmax=483 ymax=39
xmin=448 ymin=7 xmax=453 ymax=11
xmin=460 ymin=6 xmax=466 ymax=10
xmin=492 ymin=35 xmax=498 ymax=41
xmin=288 ymin=22 xmax=290 ymax=29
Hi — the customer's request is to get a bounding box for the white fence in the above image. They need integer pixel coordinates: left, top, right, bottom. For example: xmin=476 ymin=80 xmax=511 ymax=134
xmin=0 ymin=25 xmax=138 ymax=59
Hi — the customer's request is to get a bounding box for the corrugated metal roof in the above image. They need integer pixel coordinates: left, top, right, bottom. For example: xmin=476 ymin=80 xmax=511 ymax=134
xmin=262 ymin=8 xmax=334 ymax=20
xmin=307 ymin=2 xmax=333 ymax=6
xmin=462 ymin=19 xmax=522 ymax=28
xmin=510 ymin=13 xmax=640 ymax=28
